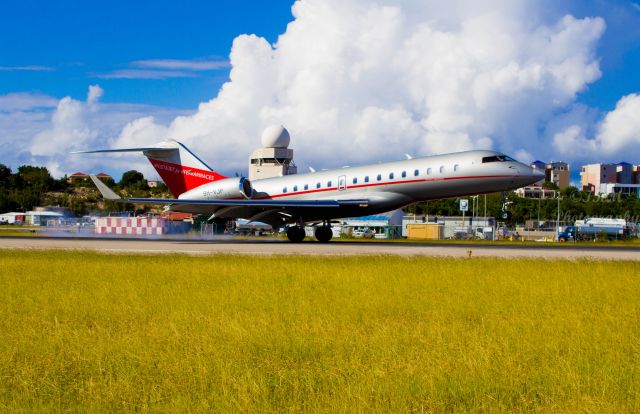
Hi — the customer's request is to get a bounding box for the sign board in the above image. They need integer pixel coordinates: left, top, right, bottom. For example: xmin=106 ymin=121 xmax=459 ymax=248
xmin=459 ymin=199 xmax=469 ymax=212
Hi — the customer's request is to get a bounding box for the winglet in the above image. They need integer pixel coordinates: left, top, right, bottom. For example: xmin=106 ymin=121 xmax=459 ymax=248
xmin=89 ymin=174 xmax=121 ymax=200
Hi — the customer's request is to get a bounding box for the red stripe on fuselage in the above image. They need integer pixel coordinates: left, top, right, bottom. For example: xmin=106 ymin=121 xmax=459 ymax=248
xmin=149 ymin=158 xmax=227 ymax=197
xmin=254 ymin=174 xmax=514 ymax=199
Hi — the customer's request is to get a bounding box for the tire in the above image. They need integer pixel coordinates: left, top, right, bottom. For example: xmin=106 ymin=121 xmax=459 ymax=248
xmin=286 ymin=226 xmax=306 ymax=242
xmin=558 ymin=237 xmax=566 ymax=242
xmin=315 ymin=226 xmax=333 ymax=242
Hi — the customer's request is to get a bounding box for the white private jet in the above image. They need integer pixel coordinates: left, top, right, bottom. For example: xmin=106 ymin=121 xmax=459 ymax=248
xmin=76 ymin=139 xmax=543 ymax=242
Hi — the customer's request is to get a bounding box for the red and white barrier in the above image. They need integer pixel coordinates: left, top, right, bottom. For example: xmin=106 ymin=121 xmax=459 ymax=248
xmin=95 ymin=217 xmax=166 ymax=235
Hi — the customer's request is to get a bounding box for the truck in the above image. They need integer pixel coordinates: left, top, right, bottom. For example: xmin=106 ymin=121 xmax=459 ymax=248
xmin=557 ymin=218 xmax=627 ymax=242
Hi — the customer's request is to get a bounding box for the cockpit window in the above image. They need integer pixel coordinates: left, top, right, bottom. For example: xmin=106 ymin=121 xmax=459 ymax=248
xmin=482 ymin=154 xmax=515 ymax=163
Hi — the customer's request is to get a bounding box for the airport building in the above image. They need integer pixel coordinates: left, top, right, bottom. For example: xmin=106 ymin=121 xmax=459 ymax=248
xmin=249 ymin=125 xmax=297 ymax=180
xmin=580 ymin=162 xmax=640 ymax=197
xmin=402 ymin=215 xmax=496 ymax=240
xmin=530 ymin=160 xmax=570 ymax=189
xmin=339 ymin=210 xmax=404 ymax=239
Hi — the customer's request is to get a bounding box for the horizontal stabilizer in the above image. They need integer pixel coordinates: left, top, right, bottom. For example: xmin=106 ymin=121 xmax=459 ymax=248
xmin=72 ymin=147 xmax=176 ymax=154
xmin=89 ymin=174 xmax=121 ymax=200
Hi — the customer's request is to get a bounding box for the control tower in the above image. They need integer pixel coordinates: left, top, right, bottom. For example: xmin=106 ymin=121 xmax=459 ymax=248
xmin=249 ymin=125 xmax=297 ymax=180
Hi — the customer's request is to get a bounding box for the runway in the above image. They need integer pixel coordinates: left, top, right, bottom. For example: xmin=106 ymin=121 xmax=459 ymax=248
xmin=1 ymin=236 xmax=639 ymax=260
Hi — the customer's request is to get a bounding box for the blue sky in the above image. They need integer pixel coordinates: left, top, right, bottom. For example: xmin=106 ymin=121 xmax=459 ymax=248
xmin=0 ymin=0 xmax=294 ymax=108
xmin=2 ymin=1 xmax=638 ymax=111
xmin=1 ymin=0 xmax=639 ymax=181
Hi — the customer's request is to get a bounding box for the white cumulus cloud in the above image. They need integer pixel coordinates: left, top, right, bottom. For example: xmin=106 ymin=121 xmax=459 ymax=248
xmin=114 ymin=0 xmax=608 ymax=174
xmin=553 ymin=93 xmax=640 ymax=160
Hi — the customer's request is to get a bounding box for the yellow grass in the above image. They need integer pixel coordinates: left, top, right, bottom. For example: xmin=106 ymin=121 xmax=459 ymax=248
xmin=0 ymin=250 xmax=638 ymax=412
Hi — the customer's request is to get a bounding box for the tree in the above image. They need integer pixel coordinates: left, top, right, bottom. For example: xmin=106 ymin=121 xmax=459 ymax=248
xmin=17 ymin=165 xmax=54 ymax=192
xmin=0 ymin=164 xmax=11 ymax=187
xmin=119 ymin=170 xmax=146 ymax=188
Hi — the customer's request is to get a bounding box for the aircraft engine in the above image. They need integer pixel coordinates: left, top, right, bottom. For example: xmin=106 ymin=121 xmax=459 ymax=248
xmin=193 ymin=177 xmax=253 ymax=200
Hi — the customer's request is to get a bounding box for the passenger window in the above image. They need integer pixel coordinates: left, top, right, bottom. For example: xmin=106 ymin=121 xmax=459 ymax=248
xmin=427 ymin=168 xmax=431 ymax=175
xmin=389 ymin=172 xmax=394 ymax=179
xmin=293 ymin=185 xmax=298 ymax=192
xmin=327 ymin=180 xmax=332 ymax=187
xmin=439 ymin=166 xmax=444 ymax=173
xmin=283 ymin=187 xmax=287 ymax=193
xmin=304 ymin=184 xmax=308 ymax=190
xmin=454 ymin=164 xmax=459 ymax=172
xmin=377 ymin=174 xmax=382 ymax=181
xmin=364 ymin=176 xmax=369 ymax=183
xmin=352 ymin=177 xmax=358 ymax=184
xmin=316 ymin=182 xmax=321 ymax=189
xmin=402 ymin=171 xmax=406 ymax=178
xmin=414 ymin=169 xmax=419 ymax=176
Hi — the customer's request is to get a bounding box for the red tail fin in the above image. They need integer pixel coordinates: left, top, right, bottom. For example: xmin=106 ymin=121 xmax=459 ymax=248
xmin=74 ymin=140 xmax=226 ymax=197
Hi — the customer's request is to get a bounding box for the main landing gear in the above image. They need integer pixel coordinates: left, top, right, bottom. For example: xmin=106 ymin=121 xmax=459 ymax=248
xmin=314 ymin=225 xmax=333 ymax=243
xmin=286 ymin=226 xmax=306 ymax=243
xmin=285 ymin=222 xmax=333 ymax=242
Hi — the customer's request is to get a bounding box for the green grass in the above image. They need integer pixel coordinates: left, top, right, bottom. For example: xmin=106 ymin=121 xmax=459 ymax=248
xmin=1 ymin=251 xmax=639 ymax=412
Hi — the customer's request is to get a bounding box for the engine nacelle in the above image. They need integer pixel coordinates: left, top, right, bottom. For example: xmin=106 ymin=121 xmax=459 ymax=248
xmin=178 ymin=177 xmax=253 ymax=200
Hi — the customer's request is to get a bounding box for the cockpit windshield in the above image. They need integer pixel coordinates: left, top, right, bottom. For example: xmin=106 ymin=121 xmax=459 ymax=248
xmin=482 ymin=154 xmax=515 ymax=163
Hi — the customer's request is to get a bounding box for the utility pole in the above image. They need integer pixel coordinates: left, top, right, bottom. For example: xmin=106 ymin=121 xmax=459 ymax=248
xmin=484 ymin=194 xmax=487 ymax=221
xmin=538 ymin=191 xmax=542 ymax=223
xmin=556 ymin=194 xmax=561 ymax=237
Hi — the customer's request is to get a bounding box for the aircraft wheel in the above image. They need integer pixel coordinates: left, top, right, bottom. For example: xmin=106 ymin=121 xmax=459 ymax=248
xmin=315 ymin=226 xmax=333 ymax=243
xmin=286 ymin=226 xmax=306 ymax=242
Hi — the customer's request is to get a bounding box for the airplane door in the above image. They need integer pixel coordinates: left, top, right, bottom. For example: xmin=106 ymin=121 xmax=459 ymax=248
xmin=338 ymin=175 xmax=347 ymax=191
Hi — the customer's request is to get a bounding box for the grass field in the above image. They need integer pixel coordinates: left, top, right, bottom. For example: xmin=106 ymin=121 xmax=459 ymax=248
xmin=0 ymin=251 xmax=639 ymax=412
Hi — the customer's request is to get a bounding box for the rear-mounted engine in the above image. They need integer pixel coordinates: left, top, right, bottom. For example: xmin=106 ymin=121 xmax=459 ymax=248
xmin=178 ymin=177 xmax=253 ymax=200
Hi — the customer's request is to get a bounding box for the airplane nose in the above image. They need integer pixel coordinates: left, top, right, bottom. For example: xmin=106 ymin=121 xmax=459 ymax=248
xmin=532 ymin=168 xmax=545 ymax=179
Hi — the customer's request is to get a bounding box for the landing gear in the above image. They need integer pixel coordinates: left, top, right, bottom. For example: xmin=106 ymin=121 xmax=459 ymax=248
xmin=500 ymin=192 xmax=513 ymax=221
xmin=286 ymin=226 xmax=306 ymax=242
xmin=315 ymin=226 xmax=333 ymax=243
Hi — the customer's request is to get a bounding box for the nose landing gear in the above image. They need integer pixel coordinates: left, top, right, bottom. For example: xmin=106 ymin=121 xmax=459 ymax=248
xmin=500 ymin=192 xmax=512 ymax=220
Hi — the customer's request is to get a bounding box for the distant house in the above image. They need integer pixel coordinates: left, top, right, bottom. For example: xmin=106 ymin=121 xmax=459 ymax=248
xmin=67 ymin=172 xmax=112 ymax=185
xmin=515 ymin=185 xmax=557 ymax=199
xmin=95 ymin=172 xmax=113 ymax=182
xmin=147 ymin=180 xmax=162 ymax=188
xmin=67 ymin=172 xmax=89 ymax=184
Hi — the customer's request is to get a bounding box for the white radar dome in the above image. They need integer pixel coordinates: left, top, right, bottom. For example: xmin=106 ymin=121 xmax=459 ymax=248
xmin=261 ymin=125 xmax=290 ymax=148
